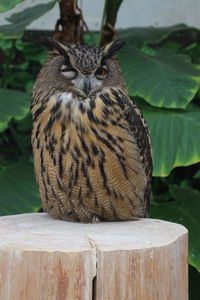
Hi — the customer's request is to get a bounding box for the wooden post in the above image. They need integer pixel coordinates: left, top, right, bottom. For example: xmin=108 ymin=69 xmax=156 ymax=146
xmin=0 ymin=213 xmax=188 ymax=300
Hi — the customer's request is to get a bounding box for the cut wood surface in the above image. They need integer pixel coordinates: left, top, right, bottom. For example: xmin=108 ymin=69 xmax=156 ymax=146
xmin=0 ymin=213 xmax=188 ymax=300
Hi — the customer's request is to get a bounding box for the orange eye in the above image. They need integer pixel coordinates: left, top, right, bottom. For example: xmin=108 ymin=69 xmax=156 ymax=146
xmin=96 ymin=66 xmax=107 ymax=79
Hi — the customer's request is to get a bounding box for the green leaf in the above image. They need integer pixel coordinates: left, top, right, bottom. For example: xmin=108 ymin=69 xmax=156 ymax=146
xmin=119 ymin=24 xmax=199 ymax=48
xmin=151 ymin=185 xmax=200 ymax=272
xmin=119 ymin=45 xmax=200 ymax=108
xmin=0 ymin=157 xmax=40 ymax=215
xmin=194 ymin=169 xmax=200 ymax=179
xmin=0 ymin=0 xmax=25 ymax=13
xmin=137 ymin=100 xmax=200 ymax=176
xmin=103 ymin=0 xmax=123 ymax=25
xmin=0 ymin=88 xmax=30 ymax=132
xmin=0 ymin=1 xmax=56 ymax=39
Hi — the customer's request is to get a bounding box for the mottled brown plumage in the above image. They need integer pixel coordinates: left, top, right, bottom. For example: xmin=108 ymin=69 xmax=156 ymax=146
xmin=31 ymin=38 xmax=152 ymax=223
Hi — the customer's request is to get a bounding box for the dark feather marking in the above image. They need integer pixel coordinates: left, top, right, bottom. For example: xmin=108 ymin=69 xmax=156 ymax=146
xmin=58 ymin=153 xmax=64 ymax=178
xmin=39 ymin=148 xmax=49 ymax=202
xmin=81 ymin=162 xmax=93 ymax=192
xmin=78 ymin=135 xmax=89 ymax=154
xmin=78 ymin=186 xmax=83 ymax=204
xmin=98 ymin=160 xmax=106 ymax=185
xmin=100 ymin=128 xmax=124 ymax=152
xmin=110 ymin=120 xmax=125 ymax=129
xmin=51 ymin=185 xmax=64 ymax=217
xmin=116 ymin=153 xmax=128 ymax=179
xmin=50 ymin=100 xmax=61 ymax=114
xmin=40 ymin=148 xmax=45 ymax=173
xmin=36 ymin=139 xmax=40 ymax=149
xmin=35 ymin=123 xmax=41 ymax=139
xmin=48 ymin=141 xmax=54 ymax=157
xmin=91 ymin=142 xmax=99 ymax=155
xmin=99 ymin=93 xmax=114 ymax=106
xmin=78 ymin=135 xmax=93 ymax=166
xmin=94 ymin=194 xmax=99 ymax=207
xmin=87 ymin=109 xmax=96 ymax=123
xmin=74 ymin=163 xmax=79 ymax=185
xmin=46 ymin=173 xmax=50 ymax=185
xmin=61 ymin=122 xmax=66 ymax=140
xmin=98 ymin=159 xmax=108 ymax=190
xmin=66 ymin=137 xmax=71 ymax=152
xmin=112 ymin=190 xmax=118 ymax=199
xmin=89 ymin=99 xmax=96 ymax=110
xmin=90 ymin=127 xmax=115 ymax=152
xmin=44 ymin=115 xmax=55 ymax=133
xmin=60 ymin=145 xmax=65 ymax=154
xmin=102 ymin=107 xmax=112 ymax=118
xmin=41 ymin=173 xmax=49 ymax=203
xmin=117 ymin=136 xmax=123 ymax=143
xmin=68 ymin=162 xmax=74 ymax=191
xmin=57 ymin=177 xmax=65 ymax=191
xmin=111 ymin=88 xmax=125 ymax=109
xmin=74 ymin=145 xmax=81 ymax=157
xmin=33 ymin=104 xmax=46 ymax=122
xmin=79 ymin=102 xmax=86 ymax=114
xmin=55 ymin=111 xmax=62 ymax=120
xmin=99 ymin=119 xmax=108 ymax=127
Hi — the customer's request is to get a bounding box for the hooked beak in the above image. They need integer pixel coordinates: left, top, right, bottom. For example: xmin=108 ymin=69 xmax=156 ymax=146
xmin=83 ymin=78 xmax=92 ymax=96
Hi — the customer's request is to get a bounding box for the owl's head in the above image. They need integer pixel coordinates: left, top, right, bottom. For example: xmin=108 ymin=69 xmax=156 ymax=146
xmin=35 ymin=38 xmax=125 ymax=99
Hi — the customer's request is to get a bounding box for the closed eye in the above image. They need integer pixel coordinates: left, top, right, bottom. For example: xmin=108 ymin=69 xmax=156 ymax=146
xmin=61 ymin=65 xmax=77 ymax=79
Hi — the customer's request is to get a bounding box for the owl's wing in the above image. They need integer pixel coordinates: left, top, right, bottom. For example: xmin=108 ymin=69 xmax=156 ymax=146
xmin=119 ymin=92 xmax=153 ymax=213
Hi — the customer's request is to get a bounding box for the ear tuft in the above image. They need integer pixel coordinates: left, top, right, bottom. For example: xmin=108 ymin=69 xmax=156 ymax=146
xmin=103 ymin=39 xmax=125 ymax=59
xmin=39 ymin=36 xmax=69 ymax=61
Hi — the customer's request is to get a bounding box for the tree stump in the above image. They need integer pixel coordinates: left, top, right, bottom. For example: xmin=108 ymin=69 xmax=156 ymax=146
xmin=0 ymin=213 xmax=188 ymax=300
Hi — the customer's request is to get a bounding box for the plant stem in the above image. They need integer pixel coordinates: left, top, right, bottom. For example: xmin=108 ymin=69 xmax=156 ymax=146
xmin=97 ymin=0 xmax=107 ymax=46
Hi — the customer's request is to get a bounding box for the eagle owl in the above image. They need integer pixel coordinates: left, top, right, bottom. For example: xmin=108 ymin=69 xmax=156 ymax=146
xmin=31 ymin=38 xmax=152 ymax=223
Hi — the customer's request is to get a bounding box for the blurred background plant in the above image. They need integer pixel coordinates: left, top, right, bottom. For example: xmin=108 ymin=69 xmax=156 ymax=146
xmin=0 ymin=0 xmax=200 ymax=298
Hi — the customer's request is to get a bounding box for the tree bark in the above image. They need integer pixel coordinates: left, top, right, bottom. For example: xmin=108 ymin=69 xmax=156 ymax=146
xmin=53 ymin=0 xmax=84 ymax=43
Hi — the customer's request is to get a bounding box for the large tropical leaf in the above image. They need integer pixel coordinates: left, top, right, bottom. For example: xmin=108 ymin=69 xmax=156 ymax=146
xmin=119 ymin=24 xmax=199 ymax=48
xmin=0 ymin=0 xmax=25 ymax=13
xmin=151 ymin=185 xmax=200 ymax=272
xmin=119 ymin=45 xmax=200 ymax=109
xmin=0 ymin=88 xmax=30 ymax=132
xmin=0 ymin=1 xmax=56 ymax=39
xmin=0 ymin=157 xmax=40 ymax=216
xmin=137 ymin=100 xmax=200 ymax=176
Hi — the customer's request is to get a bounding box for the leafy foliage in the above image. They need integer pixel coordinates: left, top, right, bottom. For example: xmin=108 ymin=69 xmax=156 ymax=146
xmin=0 ymin=0 xmax=25 ymax=13
xmin=0 ymin=88 xmax=30 ymax=132
xmin=138 ymin=101 xmax=200 ymax=176
xmin=0 ymin=157 xmax=40 ymax=215
xmin=151 ymin=185 xmax=200 ymax=271
xmin=119 ymin=24 xmax=199 ymax=48
xmin=0 ymin=1 xmax=56 ymax=39
xmin=119 ymin=46 xmax=200 ymax=109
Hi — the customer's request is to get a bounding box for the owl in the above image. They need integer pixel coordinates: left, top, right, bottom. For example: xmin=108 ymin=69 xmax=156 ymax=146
xmin=31 ymin=37 xmax=152 ymax=223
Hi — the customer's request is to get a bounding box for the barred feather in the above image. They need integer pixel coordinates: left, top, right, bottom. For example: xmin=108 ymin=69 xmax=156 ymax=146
xmin=32 ymin=87 xmax=152 ymax=222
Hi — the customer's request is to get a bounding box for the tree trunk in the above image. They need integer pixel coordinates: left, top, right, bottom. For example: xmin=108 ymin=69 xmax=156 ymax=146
xmin=53 ymin=0 xmax=84 ymax=43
